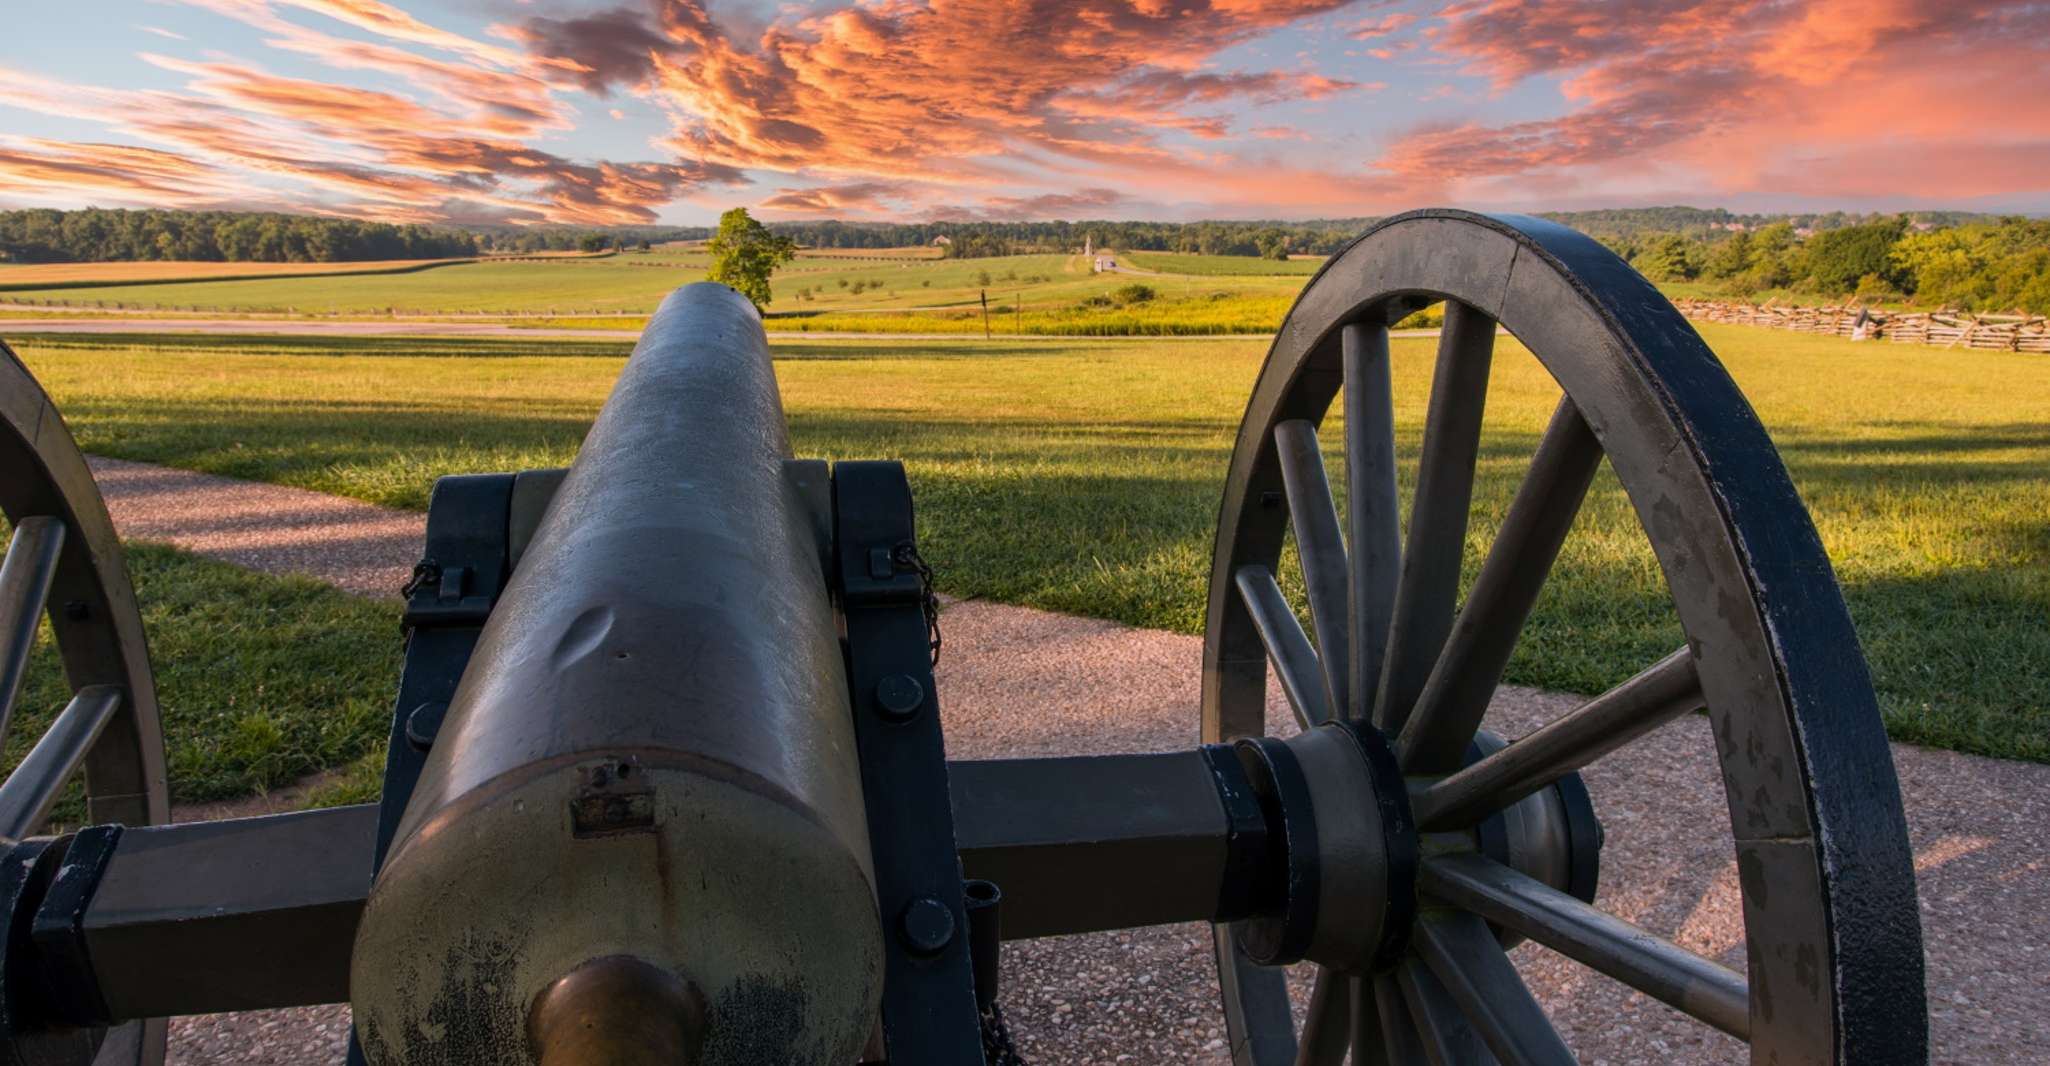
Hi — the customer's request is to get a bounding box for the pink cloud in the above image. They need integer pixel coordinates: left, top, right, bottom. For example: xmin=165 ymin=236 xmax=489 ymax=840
xmin=1373 ymin=0 xmax=2050 ymax=204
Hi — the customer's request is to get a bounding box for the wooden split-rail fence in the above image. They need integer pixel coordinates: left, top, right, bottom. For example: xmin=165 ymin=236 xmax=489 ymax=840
xmin=1673 ymin=300 xmax=2050 ymax=353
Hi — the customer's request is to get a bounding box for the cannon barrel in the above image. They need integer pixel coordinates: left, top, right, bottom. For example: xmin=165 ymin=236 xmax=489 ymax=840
xmin=350 ymin=283 xmax=883 ymax=1065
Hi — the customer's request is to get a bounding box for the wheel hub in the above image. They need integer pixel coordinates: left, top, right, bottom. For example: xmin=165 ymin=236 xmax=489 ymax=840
xmin=1231 ymin=724 xmax=1600 ymax=974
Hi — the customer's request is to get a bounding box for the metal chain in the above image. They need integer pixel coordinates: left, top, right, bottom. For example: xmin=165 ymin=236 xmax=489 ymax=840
xmin=401 ymin=558 xmax=440 ymax=600
xmin=397 ymin=559 xmax=441 ymax=644
xmin=979 ymin=1003 xmax=1028 ymax=1066
xmin=890 ymin=541 xmax=942 ymax=666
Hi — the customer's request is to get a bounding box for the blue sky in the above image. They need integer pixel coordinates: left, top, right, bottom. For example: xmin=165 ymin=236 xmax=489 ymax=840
xmin=2 ymin=0 xmax=2045 ymax=225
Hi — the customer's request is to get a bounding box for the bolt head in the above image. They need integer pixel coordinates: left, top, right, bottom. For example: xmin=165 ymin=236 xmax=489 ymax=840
xmin=874 ymin=674 xmax=925 ymax=721
xmin=404 ymin=701 xmax=449 ymax=752
xmin=899 ymin=896 xmax=955 ymax=955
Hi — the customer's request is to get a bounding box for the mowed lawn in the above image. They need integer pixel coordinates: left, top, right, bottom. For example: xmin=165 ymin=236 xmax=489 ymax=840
xmin=1 ymin=531 xmax=400 ymax=813
xmin=1122 ymin=251 xmax=1325 ymax=275
xmin=2 ymin=255 xmax=702 ymax=315
xmin=1 ymin=249 xmax=1308 ymax=333
xmin=10 ymin=322 xmax=2047 ymax=765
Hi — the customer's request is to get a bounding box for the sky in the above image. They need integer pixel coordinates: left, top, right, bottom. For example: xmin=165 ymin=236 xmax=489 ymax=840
xmin=1 ymin=0 xmax=2046 ymax=226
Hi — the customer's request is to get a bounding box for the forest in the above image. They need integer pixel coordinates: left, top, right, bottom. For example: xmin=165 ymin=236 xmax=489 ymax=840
xmin=1609 ymin=216 xmax=2050 ymax=314
xmin=0 ymin=208 xmax=481 ymax=263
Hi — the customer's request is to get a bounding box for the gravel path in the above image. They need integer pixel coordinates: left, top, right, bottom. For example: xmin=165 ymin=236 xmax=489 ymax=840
xmin=90 ymin=457 xmax=423 ymax=598
xmin=81 ymin=459 xmax=2043 ymax=1064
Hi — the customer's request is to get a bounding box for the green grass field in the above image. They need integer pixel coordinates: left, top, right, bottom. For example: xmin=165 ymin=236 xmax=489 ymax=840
xmin=4 ymin=537 xmax=400 ymax=814
xmin=1 ymin=255 xmax=702 ymax=315
xmin=1121 ymin=251 xmax=1325 ymax=275
xmin=1 ymin=249 xmax=1315 ymax=333
xmin=11 ymin=322 xmax=2045 ymax=766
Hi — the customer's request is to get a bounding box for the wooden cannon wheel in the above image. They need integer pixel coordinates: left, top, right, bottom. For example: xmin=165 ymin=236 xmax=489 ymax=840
xmin=1199 ymin=211 xmax=1925 ymax=1065
xmin=0 ymin=340 xmax=169 ymax=1066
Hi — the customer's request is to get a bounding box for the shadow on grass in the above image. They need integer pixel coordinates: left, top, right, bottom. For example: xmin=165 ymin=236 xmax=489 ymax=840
xmin=39 ymin=387 xmax=2050 ymax=765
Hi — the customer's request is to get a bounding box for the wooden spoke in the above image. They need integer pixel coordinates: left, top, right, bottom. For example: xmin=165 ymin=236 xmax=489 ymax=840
xmin=1235 ymin=565 xmax=1332 ymax=728
xmin=0 ymin=684 xmax=122 ymax=839
xmin=1274 ymin=420 xmax=1350 ymax=717
xmin=1413 ymin=648 xmax=1700 ymax=829
xmin=1414 ymin=911 xmax=1578 ymax=1066
xmin=1395 ymin=956 xmax=1498 ymax=1066
xmin=0 ymin=516 xmax=67 ymax=741
xmin=1397 ymin=398 xmax=1602 ymax=773
xmin=1422 ymin=853 xmax=1750 ymax=1039
xmin=1370 ymin=974 xmax=1427 ymax=1066
xmin=1376 ymin=301 xmax=1496 ymax=733
xmin=1342 ymin=322 xmax=1400 ymax=722
xmin=1293 ymin=969 xmax=1351 ymax=1066
xmin=1213 ymin=924 xmax=1297 ymax=1066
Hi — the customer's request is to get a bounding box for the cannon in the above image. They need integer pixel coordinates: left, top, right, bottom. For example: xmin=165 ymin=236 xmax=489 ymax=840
xmin=0 ymin=211 xmax=1925 ymax=1064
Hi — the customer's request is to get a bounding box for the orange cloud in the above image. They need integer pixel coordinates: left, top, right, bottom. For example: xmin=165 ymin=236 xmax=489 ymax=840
xmin=981 ymin=187 xmax=1127 ymax=219
xmin=0 ymin=1 xmax=744 ymax=225
xmin=519 ymin=0 xmax=1365 ymax=187
xmin=1378 ymin=0 xmax=2050 ymax=204
xmin=0 ymin=139 xmax=241 ymax=203
xmin=759 ymin=182 xmax=910 ymax=215
xmin=1350 ymin=12 xmax=1414 ymax=39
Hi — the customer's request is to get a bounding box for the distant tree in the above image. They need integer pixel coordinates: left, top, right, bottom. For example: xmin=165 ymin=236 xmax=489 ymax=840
xmin=1700 ymin=232 xmax=1752 ymax=280
xmin=1631 ymin=234 xmax=1701 ymax=282
xmin=706 ymin=207 xmax=796 ymax=308
xmin=1801 ymin=218 xmax=1908 ymax=295
xmin=577 ymin=232 xmax=610 ymax=253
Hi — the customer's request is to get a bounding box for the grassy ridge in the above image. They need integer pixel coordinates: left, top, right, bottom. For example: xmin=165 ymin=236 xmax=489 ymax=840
xmin=14 ymin=324 xmax=2047 ymax=763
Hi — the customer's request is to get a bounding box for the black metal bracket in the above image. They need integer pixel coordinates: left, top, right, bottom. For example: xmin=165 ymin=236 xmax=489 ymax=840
xmin=349 ymin=473 xmax=519 ymax=1066
xmin=0 ymin=839 xmax=101 ymax=1066
xmin=376 ymin=472 xmax=515 ymax=866
xmin=832 ymin=461 xmax=985 ymax=1066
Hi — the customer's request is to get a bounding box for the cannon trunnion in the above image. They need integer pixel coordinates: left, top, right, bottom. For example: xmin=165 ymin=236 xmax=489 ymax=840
xmin=0 ymin=212 xmax=1927 ymax=1065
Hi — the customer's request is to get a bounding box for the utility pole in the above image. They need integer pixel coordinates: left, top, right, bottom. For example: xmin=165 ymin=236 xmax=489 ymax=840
xmin=980 ymin=289 xmax=991 ymax=339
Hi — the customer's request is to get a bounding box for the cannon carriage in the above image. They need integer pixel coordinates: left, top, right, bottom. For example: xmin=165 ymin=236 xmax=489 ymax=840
xmin=0 ymin=211 xmax=1925 ymax=1064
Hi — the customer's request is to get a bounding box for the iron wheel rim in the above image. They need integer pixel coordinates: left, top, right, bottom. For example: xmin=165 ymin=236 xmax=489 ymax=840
xmin=1198 ymin=210 xmax=1924 ymax=1066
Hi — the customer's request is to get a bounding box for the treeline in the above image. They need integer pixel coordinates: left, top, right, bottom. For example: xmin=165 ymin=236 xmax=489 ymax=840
xmin=1531 ymin=206 xmax=1985 ymax=242
xmin=461 ymin=222 xmax=708 ymax=254
xmin=1607 ymin=216 xmax=2050 ymax=313
xmin=764 ymin=219 xmax=1373 ymax=258
xmin=762 ymin=209 xmax=2003 ymax=262
xmin=0 ymin=208 xmax=480 ymax=263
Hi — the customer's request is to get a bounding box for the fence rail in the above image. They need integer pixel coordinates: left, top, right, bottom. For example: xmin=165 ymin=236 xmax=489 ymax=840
xmin=1673 ymin=300 xmax=2050 ymax=353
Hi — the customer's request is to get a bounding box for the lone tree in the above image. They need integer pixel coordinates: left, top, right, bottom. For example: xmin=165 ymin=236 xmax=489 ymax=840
xmin=706 ymin=207 xmax=796 ymax=308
